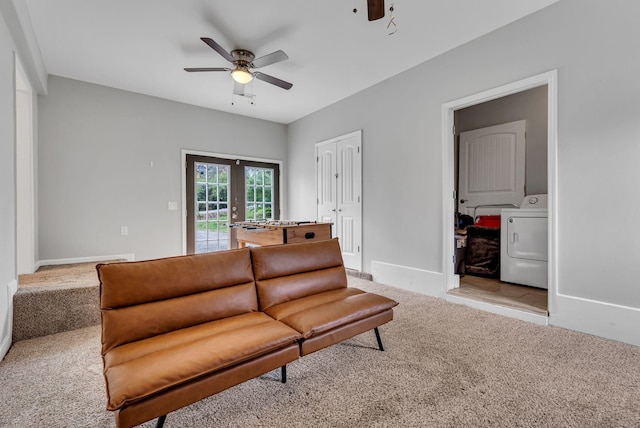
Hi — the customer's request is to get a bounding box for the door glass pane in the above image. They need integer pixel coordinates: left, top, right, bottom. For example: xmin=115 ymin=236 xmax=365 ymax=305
xmin=245 ymin=166 xmax=275 ymax=222
xmin=195 ymin=162 xmax=230 ymax=253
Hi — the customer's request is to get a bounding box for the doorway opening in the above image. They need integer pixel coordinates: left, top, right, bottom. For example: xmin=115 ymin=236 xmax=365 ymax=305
xmin=183 ymin=152 xmax=281 ymax=254
xmin=442 ymin=71 xmax=558 ymax=323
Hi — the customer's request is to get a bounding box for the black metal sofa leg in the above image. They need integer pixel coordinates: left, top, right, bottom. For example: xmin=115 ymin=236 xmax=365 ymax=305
xmin=374 ymin=327 xmax=385 ymax=351
xmin=155 ymin=414 xmax=167 ymax=428
xmin=281 ymin=365 xmax=287 ymax=383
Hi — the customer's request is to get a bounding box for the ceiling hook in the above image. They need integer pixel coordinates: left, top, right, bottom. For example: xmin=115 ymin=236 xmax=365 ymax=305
xmin=387 ymin=3 xmax=397 ymax=35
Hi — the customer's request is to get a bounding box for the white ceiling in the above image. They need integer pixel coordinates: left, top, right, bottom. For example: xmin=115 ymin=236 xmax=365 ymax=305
xmin=24 ymin=0 xmax=558 ymax=124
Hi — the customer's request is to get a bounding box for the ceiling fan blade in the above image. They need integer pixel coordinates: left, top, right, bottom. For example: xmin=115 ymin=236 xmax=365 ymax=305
xmin=184 ymin=67 xmax=230 ymax=72
xmin=367 ymin=0 xmax=385 ymax=21
xmin=254 ymin=72 xmax=293 ymax=90
xmin=252 ymin=50 xmax=289 ymax=69
xmin=200 ymin=37 xmax=235 ymax=63
xmin=233 ymin=81 xmax=245 ymax=96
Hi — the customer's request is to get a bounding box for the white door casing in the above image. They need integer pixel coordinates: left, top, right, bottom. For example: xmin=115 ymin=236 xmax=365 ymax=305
xmin=316 ymin=131 xmax=362 ymax=271
xmin=16 ymin=56 xmax=35 ymax=275
xmin=3 ymin=57 xmax=35 ymax=360
xmin=441 ymin=70 xmax=558 ymax=320
xmin=458 ymin=120 xmax=525 ymax=217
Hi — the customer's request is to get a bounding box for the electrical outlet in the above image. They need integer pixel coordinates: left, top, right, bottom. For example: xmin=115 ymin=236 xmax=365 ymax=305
xmin=168 ymin=202 xmax=178 ymax=211
xmin=120 ymin=226 xmax=128 ymax=236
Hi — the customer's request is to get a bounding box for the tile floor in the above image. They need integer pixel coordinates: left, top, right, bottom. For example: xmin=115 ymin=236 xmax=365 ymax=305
xmin=448 ymin=274 xmax=548 ymax=315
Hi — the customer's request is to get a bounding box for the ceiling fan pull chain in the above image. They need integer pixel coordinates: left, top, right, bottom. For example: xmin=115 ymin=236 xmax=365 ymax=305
xmin=387 ymin=3 xmax=397 ymax=35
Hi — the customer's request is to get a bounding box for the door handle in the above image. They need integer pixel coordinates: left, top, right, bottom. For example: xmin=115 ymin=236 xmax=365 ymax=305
xmin=510 ymin=232 xmax=518 ymax=244
xmin=338 ymin=208 xmax=342 ymax=212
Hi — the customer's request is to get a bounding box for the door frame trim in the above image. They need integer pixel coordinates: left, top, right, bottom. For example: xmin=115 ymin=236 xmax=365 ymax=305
xmin=441 ymin=70 xmax=558 ymax=315
xmin=16 ymin=54 xmax=36 ymax=275
xmin=181 ymin=149 xmax=284 ymax=255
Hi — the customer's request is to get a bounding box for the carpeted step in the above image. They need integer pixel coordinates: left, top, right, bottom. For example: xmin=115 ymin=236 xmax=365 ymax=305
xmin=13 ymin=285 xmax=100 ymax=342
xmin=12 ymin=260 xmax=121 ymax=342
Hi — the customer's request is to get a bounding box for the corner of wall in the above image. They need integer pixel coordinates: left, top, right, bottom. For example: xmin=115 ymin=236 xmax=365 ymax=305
xmin=371 ymin=261 xmax=444 ymax=297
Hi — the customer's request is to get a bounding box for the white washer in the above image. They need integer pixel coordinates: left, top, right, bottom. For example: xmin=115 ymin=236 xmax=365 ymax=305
xmin=500 ymin=195 xmax=548 ymax=289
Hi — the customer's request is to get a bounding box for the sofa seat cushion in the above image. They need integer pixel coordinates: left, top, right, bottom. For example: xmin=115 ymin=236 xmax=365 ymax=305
xmin=103 ymin=312 xmax=301 ymax=411
xmin=263 ymin=288 xmax=398 ymax=339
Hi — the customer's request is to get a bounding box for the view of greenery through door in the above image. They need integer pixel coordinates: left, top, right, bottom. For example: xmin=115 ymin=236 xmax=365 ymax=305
xmin=188 ymin=156 xmax=280 ymax=254
xmin=245 ymin=166 xmax=274 ymax=222
xmin=195 ymin=162 xmax=230 ymax=253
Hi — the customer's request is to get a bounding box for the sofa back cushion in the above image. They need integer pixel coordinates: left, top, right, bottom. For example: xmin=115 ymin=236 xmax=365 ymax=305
xmin=251 ymin=239 xmax=347 ymax=311
xmin=98 ymin=248 xmax=256 ymax=354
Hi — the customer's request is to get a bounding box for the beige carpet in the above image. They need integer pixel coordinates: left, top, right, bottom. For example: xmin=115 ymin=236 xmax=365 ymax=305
xmin=1 ymin=278 xmax=639 ymax=427
xmin=18 ymin=260 xmax=124 ymax=290
xmin=13 ymin=261 xmax=123 ymax=341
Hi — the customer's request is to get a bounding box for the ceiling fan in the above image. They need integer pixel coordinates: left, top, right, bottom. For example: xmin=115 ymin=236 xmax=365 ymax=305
xmin=184 ymin=37 xmax=292 ymax=96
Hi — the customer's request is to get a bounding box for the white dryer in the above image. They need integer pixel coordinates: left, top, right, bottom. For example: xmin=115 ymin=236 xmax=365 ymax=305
xmin=500 ymin=195 xmax=548 ymax=289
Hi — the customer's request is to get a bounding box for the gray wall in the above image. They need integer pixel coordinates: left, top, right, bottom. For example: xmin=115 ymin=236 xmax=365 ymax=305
xmin=0 ymin=7 xmax=17 ymax=349
xmin=38 ymin=76 xmax=287 ymax=261
xmin=8 ymin=0 xmax=640 ymax=345
xmin=287 ymin=0 xmax=640 ymax=314
xmin=455 ymin=86 xmax=548 ymax=197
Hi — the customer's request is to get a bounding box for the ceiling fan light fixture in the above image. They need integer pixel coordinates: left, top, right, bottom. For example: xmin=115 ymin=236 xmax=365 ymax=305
xmin=231 ymin=67 xmax=253 ymax=84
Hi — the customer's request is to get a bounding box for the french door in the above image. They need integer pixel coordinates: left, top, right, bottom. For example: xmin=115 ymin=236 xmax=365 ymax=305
xmin=186 ymin=155 xmax=280 ymax=254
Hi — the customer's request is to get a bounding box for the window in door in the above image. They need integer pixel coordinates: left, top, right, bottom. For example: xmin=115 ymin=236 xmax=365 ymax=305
xmin=186 ymin=155 xmax=280 ymax=254
xmin=244 ymin=166 xmax=274 ymax=222
xmin=194 ymin=162 xmax=230 ymax=253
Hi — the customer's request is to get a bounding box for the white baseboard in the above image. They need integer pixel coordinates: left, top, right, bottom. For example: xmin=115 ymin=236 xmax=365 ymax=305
xmin=8 ymin=279 xmax=17 ymax=297
xmin=371 ymin=262 xmax=639 ymax=346
xmin=551 ymin=293 xmax=640 ymax=347
xmin=371 ymin=261 xmax=444 ymax=297
xmin=1 ymin=280 xmax=18 ymax=360
xmin=35 ymin=254 xmax=135 ymax=270
xmin=370 ymin=261 xmax=549 ymax=325
xmin=0 ymin=332 xmax=10 ymax=361
xmin=446 ymin=293 xmax=549 ymax=325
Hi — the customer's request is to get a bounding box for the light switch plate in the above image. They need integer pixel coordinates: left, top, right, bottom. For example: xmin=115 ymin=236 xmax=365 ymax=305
xmin=168 ymin=202 xmax=178 ymax=211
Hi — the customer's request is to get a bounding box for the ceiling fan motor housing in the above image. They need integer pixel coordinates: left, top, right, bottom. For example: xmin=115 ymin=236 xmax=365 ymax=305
xmin=231 ymin=49 xmax=255 ymax=67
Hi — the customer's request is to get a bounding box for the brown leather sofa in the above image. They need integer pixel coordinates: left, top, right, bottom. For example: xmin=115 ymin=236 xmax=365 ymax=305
xmin=97 ymin=239 xmax=398 ymax=428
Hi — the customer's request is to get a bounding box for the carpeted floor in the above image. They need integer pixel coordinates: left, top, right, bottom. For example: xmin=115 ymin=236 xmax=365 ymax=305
xmin=1 ymin=278 xmax=639 ymax=427
xmin=17 ymin=260 xmax=124 ymax=290
xmin=13 ymin=261 xmax=124 ymax=341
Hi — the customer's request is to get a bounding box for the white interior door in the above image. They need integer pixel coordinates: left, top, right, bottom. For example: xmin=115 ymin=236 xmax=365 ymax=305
xmin=458 ymin=120 xmax=525 ymax=216
xmin=316 ymin=144 xmax=336 ymax=225
xmin=336 ymin=135 xmax=362 ymax=271
xmin=316 ymin=131 xmax=362 ymax=271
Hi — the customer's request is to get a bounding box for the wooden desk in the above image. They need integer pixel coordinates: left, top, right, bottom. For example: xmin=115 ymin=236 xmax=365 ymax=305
xmin=232 ymin=221 xmax=332 ymax=248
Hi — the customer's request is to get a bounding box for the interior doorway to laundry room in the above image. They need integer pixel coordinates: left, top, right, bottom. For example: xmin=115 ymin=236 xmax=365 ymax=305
xmin=443 ymin=73 xmax=557 ymax=319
